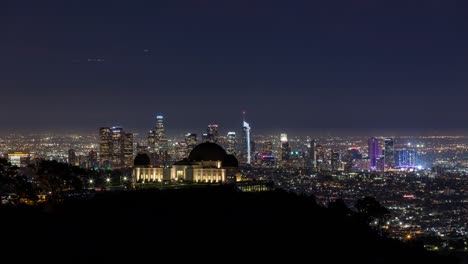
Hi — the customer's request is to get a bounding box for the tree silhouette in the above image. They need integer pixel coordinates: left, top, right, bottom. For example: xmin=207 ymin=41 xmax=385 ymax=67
xmin=328 ymin=198 xmax=353 ymax=217
xmin=355 ymin=196 xmax=391 ymax=228
xmin=0 ymin=158 xmax=17 ymax=196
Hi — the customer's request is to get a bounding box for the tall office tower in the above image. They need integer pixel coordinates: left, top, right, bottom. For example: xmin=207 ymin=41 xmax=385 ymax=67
xmin=384 ymin=138 xmax=395 ymax=169
xmin=395 ymin=150 xmax=418 ymax=168
xmin=99 ymin=127 xmax=112 ymax=166
xmin=368 ymin=137 xmax=379 ymax=169
xmin=122 ymin=132 xmax=134 ymax=167
xmin=68 ymin=149 xmax=76 ymax=166
xmin=185 ymin=133 xmax=198 ymax=153
xmin=331 ymin=151 xmax=341 ymax=171
xmin=99 ymin=126 xmax=133 ymax=168
xmin=202 ymin=133 xmax=209 ymax=142
xmin=262 ymin=141 xmax=273 ymax=155
xmin=207 ymin=124 xmax=219 ymax=143
xmin=88 ymin=150 xmax=98 ymax=169
xmin=280 ymin=133 xmax=291 ymax=161
xmin=306 ymin=139 xmax=316 ymax=170
xmin=147 ymin=114 xmax=166 ymax=153
xmin=226 ymin=132 xmax=237 ymax=155
xmin=110 ymin=126 xmax=124 ymax=166
xmin=155 ymin=115 xmax=165 ymax=141
xmin=147 ymin=130 xmax=156 ymax=152
xmin=242 ymin=112 xmax=251 ymax=165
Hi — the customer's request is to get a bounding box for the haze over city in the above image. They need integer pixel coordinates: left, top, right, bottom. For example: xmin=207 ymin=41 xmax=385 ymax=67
xmin=2 ymin=0 xmax=468 ymax=134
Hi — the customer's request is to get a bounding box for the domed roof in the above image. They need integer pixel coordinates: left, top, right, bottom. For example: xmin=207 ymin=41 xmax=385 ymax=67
xmin=189 ymin=142 xmax=227 ymax=161
xmin=222 ymin=154 xmax=239 ymax=167
xmin=134 ymin=153 xmax=151 ymax=166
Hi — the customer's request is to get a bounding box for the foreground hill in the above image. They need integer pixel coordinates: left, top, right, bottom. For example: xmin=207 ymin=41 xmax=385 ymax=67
xmin=0 ymin=186 xmax=459 ymax=263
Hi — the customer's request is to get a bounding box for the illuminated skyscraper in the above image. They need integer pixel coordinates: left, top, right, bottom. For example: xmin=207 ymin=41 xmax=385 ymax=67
xmin=88 ymin=150 xmax=98 ymax=169
xmin=207 ymin=124 xmax=219 ymax=143
xmin=384 ymin=138 xmax=395 ymax=169
xmin=68 ymin=149 xmax=77 ymax=166
xmin=155 ymin=115 xmax=165 ymax=141
xmin=242 ymin=112 xmax=251 ymax=165
xmin=262 ymin=141 xmax=273 ymax=155
xmin=280 ymin=133 xmax=290 ymax=161
xmin=99 ymin=127 xmax=112 ymax=165
xmin=368 ymin=137 xmax=379 ymax=169
xmin=122 ymin=132 xmax=134 ymax=167
xmin=395 ymin=150 xmax=418 ymax=168
xmin=147 ymin=130 xmax=156 ymax=152
xmin=331 ymin=151 xmax=341 ymax=171
xmin=306 ymin=139 xmax=316 ymax=170
xmin=99 ymin=126 xmax=133 ymax=168
xmin=148 ymin=114 xmax=166 ymax=153
xmin=185 ymin=133 xmax=198 ymax=153
xmin=226 ymin=132 xmax=237 ymax=156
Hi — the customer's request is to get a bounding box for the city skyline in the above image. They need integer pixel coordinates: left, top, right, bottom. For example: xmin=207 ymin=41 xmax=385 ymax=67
xmin=2 ymin=0 xmax=468 ymax=133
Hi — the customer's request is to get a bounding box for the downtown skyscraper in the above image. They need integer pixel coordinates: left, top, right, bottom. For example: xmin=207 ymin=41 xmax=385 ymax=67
xmin=241 ymin=113 xmax=251 ymax=165
xmin=368 ymin=137 xmax=380 ymax=169
xmin=226 ymin=132 xmax=237 ymax=156
xmin=384 ymin=138 xmax=395 ymax=169
xmin=99 ymin=126 xmax=134 ymax=168
xmin=148 ymin=114 xmax=166 ymax=153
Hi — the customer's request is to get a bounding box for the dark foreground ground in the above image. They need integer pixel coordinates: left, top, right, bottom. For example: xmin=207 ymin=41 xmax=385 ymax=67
xmin=0 ymin=186 xmax=463 ymax=264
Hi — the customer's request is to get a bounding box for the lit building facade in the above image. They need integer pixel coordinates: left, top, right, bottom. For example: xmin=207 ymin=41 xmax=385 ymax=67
xmin=395 ymin=150 xmax=418 ymax=168
xmin=242 ymin=121 xmax=251 ymax=165
xmin=132 ymin=142 xmax=239 ymax=183
xmin=99 ymin=126 xmax=134 ymax=168
xmin=384 ymin=138 xmax=395 ymax=169
xmin=7 ymin=152 xmax=30 ymax=167
xmin=280 ymin=133 xmax=291 ymax=161
xmin=207 ymin=124 xmax=219 ymax=143
xmin=368 ymin=137 xmax=379 ymax=169
xmin=185 ymin=133 xmax=198 ymax=154
xmin=226 ymin=132 xmax=237 ymax=156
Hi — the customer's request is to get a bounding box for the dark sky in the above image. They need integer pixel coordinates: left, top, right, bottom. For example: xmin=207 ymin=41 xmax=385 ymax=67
xmin=1 ymin=0 xmax=468 ymax=135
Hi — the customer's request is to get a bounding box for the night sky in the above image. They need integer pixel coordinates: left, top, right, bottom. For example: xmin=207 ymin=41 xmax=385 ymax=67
xmin=2 ymin=0 xmax=468 ymax=135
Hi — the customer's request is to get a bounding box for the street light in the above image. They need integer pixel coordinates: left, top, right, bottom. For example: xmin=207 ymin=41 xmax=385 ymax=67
xmin=123 ymin=177 xmax=127 ymax=181
xmin=106 ymin=178 xmax=110 ymax=183
xmin=89 ymin=179 xmax=93 ymax=184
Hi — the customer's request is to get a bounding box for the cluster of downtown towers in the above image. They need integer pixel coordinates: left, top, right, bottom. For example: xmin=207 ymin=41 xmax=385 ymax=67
xmin=98 ymin=115 xmax=252 ymax=169
xmin=97 ymin=115 xmax=417 ymax=171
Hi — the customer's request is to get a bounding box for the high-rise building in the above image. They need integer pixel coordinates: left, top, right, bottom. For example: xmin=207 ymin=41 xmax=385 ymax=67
xmin=368 ymin=137 xmax=379 ymax=169
xmin=148 ymin=114 xmax=166 ymax=153
xmin=99 ymin=126 xmax=134 ymax=168
xmin=306 ymin=139 xmax=316 ymax=170
xmin=68 ymin=149 xmax=77 ymax=166
xmin=147 ymin=130 xmax=156 ymax=152
xmin=262 ymin=141 xmax=273 ymax=155
xmin=226 ymin=132 xmax=237 ymax=156
xmin=207 ymin=124 xmax=219 ymax=143
xmin=99 ymin=127 xmax=112 ymax=166
xmin=331 ymin=151 xmax=341 ymax=171
xmin=122 ymin=132 xmax=134 ymax=167
xmin=185 ymin=133 xmax=198 ymax=153
xmin=88 ymin=150 xmax=98 ymax=169
xmin=242 ymin=113 xmax=251 ymax=165
xmin=202 ymin=133 xmax=209 ymax=143
xmin=395 ymin=150 xmax=418 ymax=168
xmin=155 ymin=115 xmax=165 ymax=141
xmin=280 ymin=133 xmax=290 ymax=161
xmin=384 ymin=138 xmax=395 ymax=169
xmin=111 ymin=126 xmax=124 ymax=166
